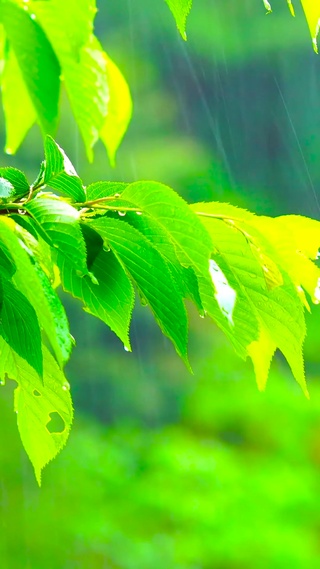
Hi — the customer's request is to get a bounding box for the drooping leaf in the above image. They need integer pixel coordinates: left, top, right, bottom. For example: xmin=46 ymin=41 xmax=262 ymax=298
xmin=90 ymin=216 xmax=190 ymax=363
xmin=0 ymin=279 xmax=43 ymax=378
xmin=0 ymin=218 xmax=72 ymax=367
xmin=1 ymin=45 xmax=37 ymax=154
xmin=58 ymin=245 xmax=134 ymax=349
xmin=99 ymin=52 xmax=132 ymax=166
xmin=192 ymin=202 xmax=308 ymax=395
xmin=0 ymin=167 xmax=29 ymax=198
xmin=0 ymin=340 xmax=73 ymax=485
xmin=164 ymin=0 xmax=192 ymax=40
xmin=117 ymin=181 xmax=234 ymax=324
xmin=25 ymin=196 xmax=88 ymax=276
xmin=120 ymin=181 xmax=212 ymax=275
xmin=299 ymin=0 xmax=320 ymax=52
xmin=267 ymin=1 xmax=320 ymax=52
xmin=1 ymin=2 xmax=60 ymax=134
xmin=33 ymin=261 xmax=73 ymax=365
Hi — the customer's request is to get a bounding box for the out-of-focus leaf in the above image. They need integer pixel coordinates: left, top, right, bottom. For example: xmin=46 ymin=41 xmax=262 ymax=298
xmin=164 ymin=0 xmax=192 ymax=39
xmin=1 ymin=45 xmax=36 ymax=154
xmin=1 ymin=2 xmax=60 ymax=135
xmin=28 ymin=0 xmax=130 ymax=163
xmin=299 ymin=0 xmax=320 ymax=52
xmin=99 ymin=52 xmax=132 ymax=166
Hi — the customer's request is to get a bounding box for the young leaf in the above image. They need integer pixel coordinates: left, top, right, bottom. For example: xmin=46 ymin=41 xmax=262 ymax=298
xmin=0 ymin=167 xmax=29 ymax=198
xmin=0 ymin=280 xmax=43 ymax=378
xmin=38 ymin=136 xmax=86 ymax=202
xmin=58 ymin=247 xmax=134 ymax=349
xmin=0 ymin=218 xmax=72 ymax=367
xmin=0 ymin=340 xmax=73 ymax=486
xmin=25 ymin=197 xmax=88 ymax=276
xmin=90 ymin=217 xmax=189 ymax=363
xmin=164 ymin=0 xmax=193 ymax=40
xmin=1 ymin=2 xmax=60 ymax=135
xmin=192 ymin=202 xmax=308 ymax=395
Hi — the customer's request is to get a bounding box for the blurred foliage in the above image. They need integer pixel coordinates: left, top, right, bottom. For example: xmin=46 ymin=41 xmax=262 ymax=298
xmin=1 ymin=0 xmax=320 ymax=567
xmin=2 ymin=332 xmax=320 ymax=568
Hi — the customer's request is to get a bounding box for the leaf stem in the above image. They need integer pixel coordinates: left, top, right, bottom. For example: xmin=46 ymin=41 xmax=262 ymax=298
xmin=77 ymin=196 xmax=120 ymax=207
xmin=80 ymin=204 xmax=140 ymax=214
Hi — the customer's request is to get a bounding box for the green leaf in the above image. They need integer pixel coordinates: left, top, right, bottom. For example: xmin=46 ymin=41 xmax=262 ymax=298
xmin=0 ymin=167 xmax=29 ymax=198
xmin=0 ymin=176 xmax=14 ymax=200
xmin=25 ymin=196 xmax=88 ymax=276
xmin=164 ymin=0 xmax=192 ymax=40
xmin=272 ymin=215 xmax=320 ymax=304
xmin=28 ymin=1 xmax=131 ymax=162
xmin=295 ymin=0 xmax=320 ymax=52
xmin=86 ymin=181 xmax=128 ymax=201
xmin=1 ymin=44 xmax=36 ymax=154
xmin=121 ymin=181 xmax=212 ymax=275
xmin=0 ymin=340 xmax=73 ymax=485
xmin=38 ymin=136 xmax=86 ymax=202
xmin=33 ymin=262 xmax=73 ymax=365
xmin=80 ymin=223 xmax=104 ymax=270
xmin=192 ymin=202 xmax=308 ymax=396
xmin=118 ymin=181 xmax=224 ymax=321
xmin=0 ymin=218 xmax=72 ymax=367
xmin=9 ymin=214 xmax=39 ymax=240
xmin=90 ymin=216 xmax=189 ymax=363
xmin=0 ymin=279 xmax=43 ymax=377
xmin=0 ymin=242 xmax=16 ymax=279
xmin=1 ymin=2 xmax=60 ymax=134
xmin=28 ymin=0 xmax=107 ymax=160
xmin=58 ymin=246 xmax=134 ymax=349
xmin=99 ymin=53 xmax=132 ymax=166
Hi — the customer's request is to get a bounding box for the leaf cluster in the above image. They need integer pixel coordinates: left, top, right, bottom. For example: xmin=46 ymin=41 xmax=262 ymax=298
xmin=0 ymin=0 xmax=132 ymax=162
xmin=0 ymin=136 xmax=320 ymax=482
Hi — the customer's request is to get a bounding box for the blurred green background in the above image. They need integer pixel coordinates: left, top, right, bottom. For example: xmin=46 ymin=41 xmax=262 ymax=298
xmin=1 ymin=1 xmax=320 ymax=567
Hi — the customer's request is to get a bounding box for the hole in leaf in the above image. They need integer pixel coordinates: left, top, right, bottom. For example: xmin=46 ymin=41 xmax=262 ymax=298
xmin=46 ymin=412 xmax=65 ymax=434
xmin=33 ymin=389 xmax=41 ymax=397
